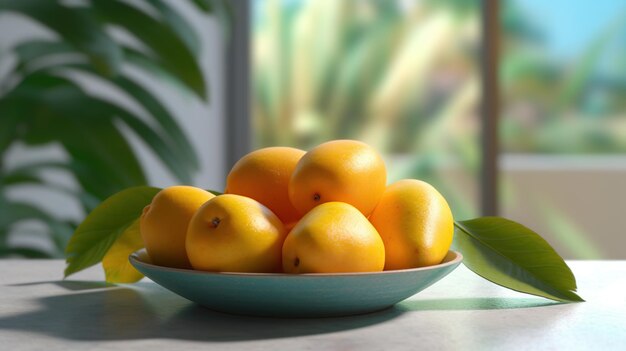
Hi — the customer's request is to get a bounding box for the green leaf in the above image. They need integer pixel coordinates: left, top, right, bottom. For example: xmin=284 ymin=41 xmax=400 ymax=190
xmin=64 ymin=186 xmax=160 ymax=278
xmin=110 ymin=73 xmax=200 ymax=172
xmin=11 ymin=40 xmax=79 ymax=76
xmin=147 ymin=0 xmax=200 ymax=55
xmin=122 ymin=46 xmax=198 ymax=96
xmin=0 ymin=102 xmax=21 ymax=155
xmin=11 ymin=40 xmax=201 ymax=106
xmin=92 ymin=0 xmax=207 ymax=99
xmin=453 ymin=217 xmax=583 ymax=303
xmin=58 ymin=117 xmax=148 ymax=197
xmin=1 ymin=173 xmax=41 ymax=186
xmin=13 ymin=40 xmax=75 ymax=63
xmin=0 ymin=200 xmax=51 ymax=230
xmin=2 ymin=158 xmax=119 ymax=214
xmin=189 ymin=0 xmax=215 ymax=13
xmin=10 ymin=40 xmax=200 ymax=173
xmin=189 ymin=0 xmax=232 ymax=29
xmin=0 ymin=169 xmax=77 ymax=253
xmin=102 ymin=218 xmax=144 ymax=283
xmin=0 ymin=167 xmax=99 ymax=214
xmin=4 ymin=72 xmax=155 ymax=197
xmin=207 ymin=189 xmax=222 ymax=196
xmin=83 ymin=97 xmax=195 ymax=184
xmin=0 ymin=199 xmax=73 ymax=257
xmin=0 ymin=0 xmax=122 ymax=75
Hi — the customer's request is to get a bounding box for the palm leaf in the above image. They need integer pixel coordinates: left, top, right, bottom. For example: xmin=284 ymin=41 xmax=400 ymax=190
xmin=91 ymin=0 xmax=207 ymax=99
xmin=12 ymin=40 xmax=200 ymax=172
xmin=61 ymin=118 xmax=147 ymax=195
xmin=0 ymin=199 xmax=72 ymax=256
xmin=1 ymin=161 xmax=103 ymax=212
xmin=4 ymin=73 xmax=147 ymax=195
xmin=0 ymin=106 xmax=20 ymax=154
xmin=147 ymin=0 xmax=201 ymax=55
xmin=7 ymin=71 xmax=196 ymax=188
xmin=107 ymin=74 xmax=200 ymax=172
xmin=0 ymin=246 xmax=55 ymax=258
xmin=0 ymin=0 xmax=122 ymax=75
xmin=0 ymin=0 xmax=212 ymax=260
xmin=122 ymin=46 xmax=200 ymax=97
xmin=190 ymin=0 xmax=215 ymax=13
xmin=0 ymin=200 xmax=51 ymax=230
xmin=11 ymin=39 xmax=203 ymax=102
xmin=90 ymin=98 xmax=194 ymax=184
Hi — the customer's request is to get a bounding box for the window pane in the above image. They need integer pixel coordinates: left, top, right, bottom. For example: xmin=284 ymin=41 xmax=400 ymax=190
xmin=252 ymin=0 xmax=482 ymax=219
xmin=502 ymin=0 xmax=626 ymax=258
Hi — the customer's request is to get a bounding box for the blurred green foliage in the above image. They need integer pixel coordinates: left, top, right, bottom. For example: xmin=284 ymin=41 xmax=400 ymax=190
xmin=253 ymin=0 xmax=626 ymax=222
xmin=2 ymin=0 xmax=624 ymax=259
xmin=502 ymin=2 xmax=626 ymax=154
xmin=253 ymin=0 xmax=482 ymax=219
xmin=0 ymin=0 xmax=227 ymax=258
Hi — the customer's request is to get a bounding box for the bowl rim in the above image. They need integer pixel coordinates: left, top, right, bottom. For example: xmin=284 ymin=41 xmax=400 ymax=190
xmin=129 ymin=249 xmax=463 ymax=278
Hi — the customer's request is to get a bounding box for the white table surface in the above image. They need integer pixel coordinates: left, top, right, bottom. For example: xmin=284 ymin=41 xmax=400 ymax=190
xmin=0 ymin=260 xmax=624 ymax=351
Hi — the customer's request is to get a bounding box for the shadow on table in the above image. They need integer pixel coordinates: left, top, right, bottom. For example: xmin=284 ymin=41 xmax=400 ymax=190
xmin=0 ymin=281 xmax=564 ymax=342
xmin=0 ymin=281 xmax=402 ymax=342
xmin=397 ymin=297 xmax=559 ymax=311
xmin=10 ymin=280 xmax=116 ymax=291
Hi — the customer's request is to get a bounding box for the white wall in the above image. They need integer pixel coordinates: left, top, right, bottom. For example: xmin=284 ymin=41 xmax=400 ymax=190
xmin=0 ymin=1 xmax=226 ymax=253
xmin=501 ymin=155 xmax=626 ymax=260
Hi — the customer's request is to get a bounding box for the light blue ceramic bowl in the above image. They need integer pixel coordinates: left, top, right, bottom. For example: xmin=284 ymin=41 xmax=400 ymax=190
xmin=129 ymin=249 xmax=462 ymax=317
